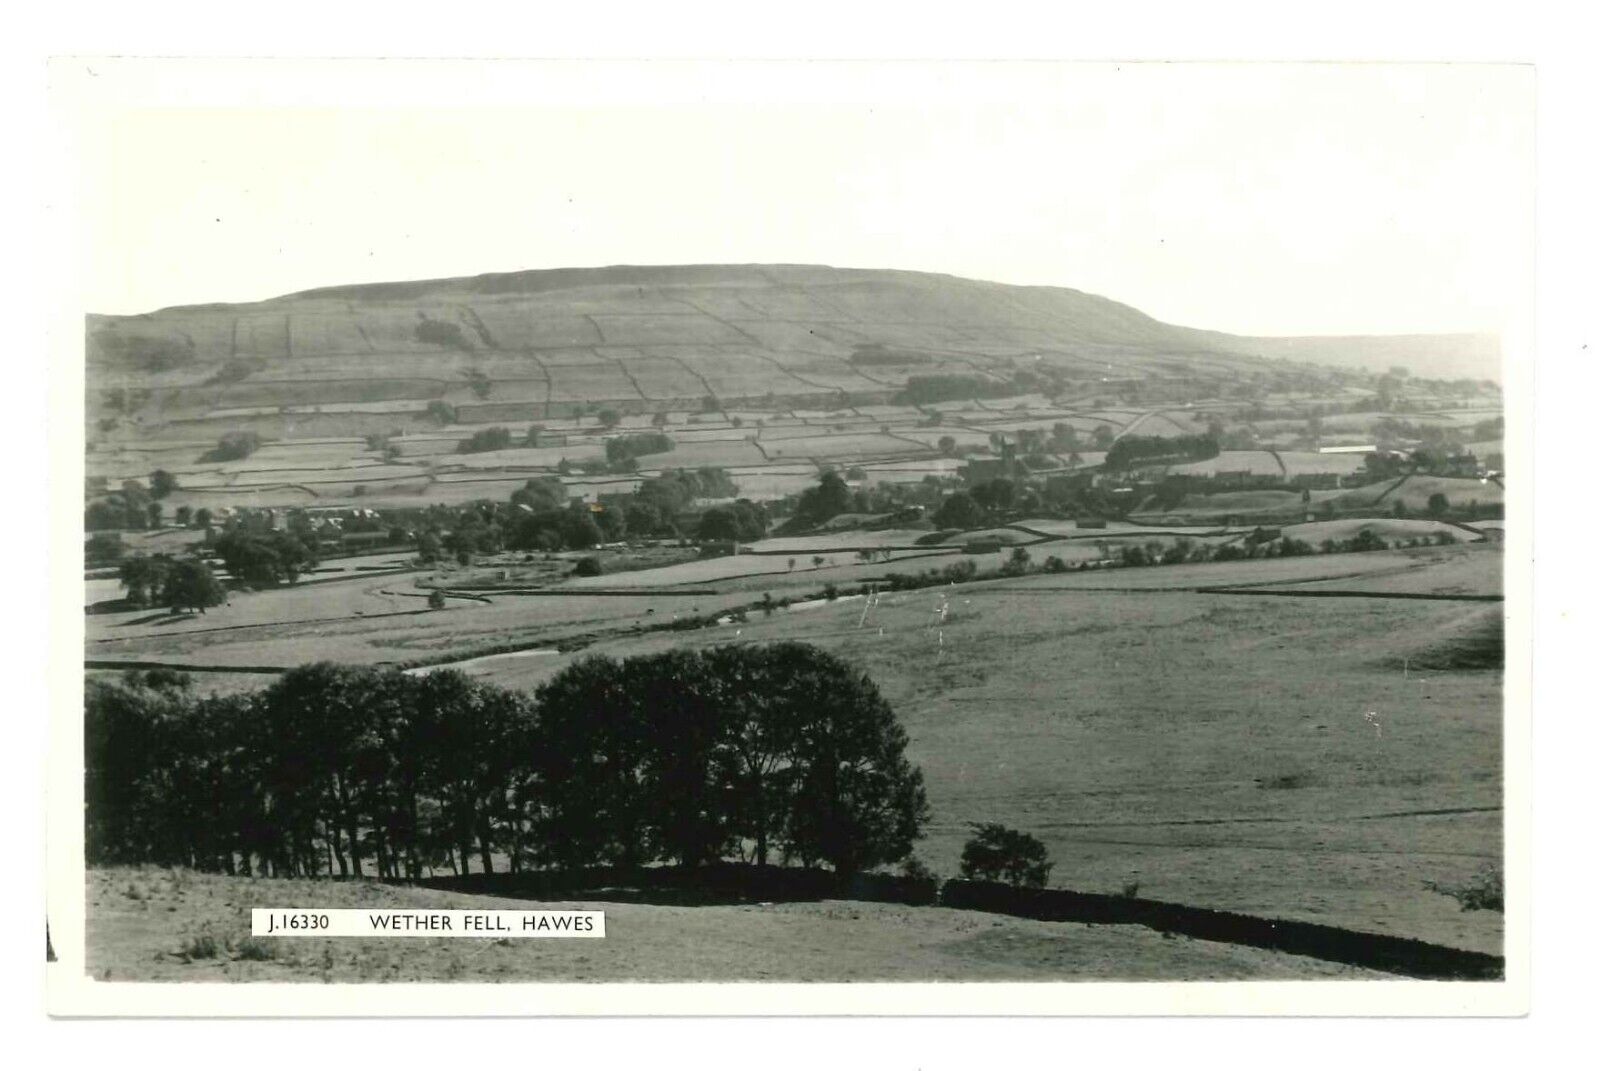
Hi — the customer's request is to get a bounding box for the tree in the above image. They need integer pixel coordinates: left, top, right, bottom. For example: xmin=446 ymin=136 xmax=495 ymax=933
xmin=1091 ymin=425 xmax=1116 ymax=450
xmin=970 ymin=478 xmax=1016 ymax=512
xmin=161 ymin=559 xmax=225 ymax=614
xmin=958 ymin=822 xmax=1053 ymax=887
xmin=194 ymin=507 xmax=213 ymax=530
xmin=86 ymin=532 xmax=123 ymax=564
xmin=937 ymin=435 xmax=958 ymax=457
xmin=1427 ymin=492 xmax=1451 ymax=517
xmin=605 ymin=432 xmax=673 ymax=467
xmin=456 ymin=426 xmax=513 ymax=454
xmin=696 ymin=501 xmax=766 ymax=542
xmin=511 ymin=475 xmax=566 ymax=512
xmin=532 ymin=656 xmax=654 ymax=869
xmin=596 ymin=408 xmax=621 ymax=429
xmin=427 ymin=589 xmax=447 ymax=610
xmin=117 ymin=555 xmax=169 ymax=607
xmin=213 ymin=530 xmax=316 ymax=588
xmin=463 ymin=368 xmax=492 ymax=400
xmin=571 ymin=556 xmax=603 ymax=577
xmin=774 ymin=644 xmax=929 ymax=874
xmin=146 ymin=501 xmax=163 ymax=528
xmin=149 ymin=469 xmax=177 ymax=499
xmin=791 ymin=471 xmax=854 ymax=528
xmin=200 ymin=431 xmax=261 ymax=463
xmin=1001 ymin=546 xmax=1032 ymax=576
xmin=651 ymin=411 xmax=669 ymax=428
xmin=933 ymin=492 xmax=985 ymax=529
xmin=416 ymin=530 xmax=442 ymax=564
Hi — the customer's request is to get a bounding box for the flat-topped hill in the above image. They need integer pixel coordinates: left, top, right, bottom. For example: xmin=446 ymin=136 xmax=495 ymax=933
xmin=86 ymin=264 xmax=1497 ymax=439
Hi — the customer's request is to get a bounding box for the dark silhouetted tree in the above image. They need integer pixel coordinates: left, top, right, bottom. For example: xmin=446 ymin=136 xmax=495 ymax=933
xmin=959 ymin=822 xmax=1053 ymax=887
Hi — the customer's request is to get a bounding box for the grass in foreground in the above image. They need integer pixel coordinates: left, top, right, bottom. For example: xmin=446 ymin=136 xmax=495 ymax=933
xmin=85 ymin=867 xmax=1382 ymax=983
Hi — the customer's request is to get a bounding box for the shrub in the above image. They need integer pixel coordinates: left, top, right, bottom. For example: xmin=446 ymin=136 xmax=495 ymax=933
xmin=1425 ymin=866 xmax=1504 ymax=913
xmin=1042 ymin=555 xmax=1067 ymax=574
xmin=180 ymin=933 xmax=221 ymax=960
xmin=416 ymin=317 xmax=471 ymax=351
xmin=427 ymin=589 xmax=447 ymax=610
xmin=456 ymin=426 xmax=513 ymax=454
xmin=200 ymin=431 xmax=261 ymax=463
xmin=1277 ymin=536 xmax=1315 ymax=558
xmin=1349 ymin=529 xmax=1390 ymax=553
xmin=232 ymin=937 xmax=277 ymax=962
xmin=571 ymin=556 xmax=603 ymax=577
xmin=941 ymin=559 xmax=978 ymax=584
xmin=1000 ymin=547 xmax=1032 ymax=576
xmin=958 ymin=822 xmax=1053 ymax=887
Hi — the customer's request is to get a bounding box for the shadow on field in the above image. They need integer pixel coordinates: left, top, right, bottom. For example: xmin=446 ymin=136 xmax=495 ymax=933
xmin=115 ymin=610 xmax=205 ymax=627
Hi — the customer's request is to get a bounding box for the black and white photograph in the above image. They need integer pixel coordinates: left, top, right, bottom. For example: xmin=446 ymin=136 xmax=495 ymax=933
xmin=42 ymin=53 xmax=1538 ymax=1018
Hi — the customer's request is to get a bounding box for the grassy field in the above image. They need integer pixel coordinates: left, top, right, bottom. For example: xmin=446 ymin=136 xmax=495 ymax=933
xmin=85 ymin=867 xmax=1382 ymax=982
xmin=445 ymin=545 xmax=1504 ymax=955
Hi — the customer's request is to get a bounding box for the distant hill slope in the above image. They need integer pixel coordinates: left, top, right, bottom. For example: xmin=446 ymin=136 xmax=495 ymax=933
xmin=86 ymin=264 xmax=1497 ymax=436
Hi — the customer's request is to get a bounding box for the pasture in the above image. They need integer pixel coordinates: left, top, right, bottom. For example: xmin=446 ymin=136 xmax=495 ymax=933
xmin=86 ymin=867 xmax=1379 ymax=982
xmin=450 ymin=545 xmax=1503 ymax=954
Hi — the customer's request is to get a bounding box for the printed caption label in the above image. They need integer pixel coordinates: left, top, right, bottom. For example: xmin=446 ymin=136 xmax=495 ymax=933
xmin=252 ymin=909 xmax=605 ymax=937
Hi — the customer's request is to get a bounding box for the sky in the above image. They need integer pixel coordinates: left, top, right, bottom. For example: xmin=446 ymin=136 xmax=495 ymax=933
xmin=65 ymin=60 xmax=1533 ymax=337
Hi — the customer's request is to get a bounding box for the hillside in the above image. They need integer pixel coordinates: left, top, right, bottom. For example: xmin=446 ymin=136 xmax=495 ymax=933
xmin=85 ymin=264 xmax=1496 ymax=440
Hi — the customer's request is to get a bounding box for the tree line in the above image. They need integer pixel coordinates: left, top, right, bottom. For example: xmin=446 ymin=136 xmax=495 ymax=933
xmin=86 ymin=643 xmax=929 ymax=881
xmin=1102 ymin=432 xmax=1220 ymax=471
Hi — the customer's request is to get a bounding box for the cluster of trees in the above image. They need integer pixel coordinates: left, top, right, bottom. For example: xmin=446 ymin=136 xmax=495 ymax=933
xmin=638 ymin=467 xmax=738 ymax=513
xmin=696 ymin=500 xmax=767 ymax=542
xmin=604 ymin=432 xmax=674 ymax=470
xmin=456 ymin=426 xmax=515 ymax=454
xmin=929 ymin=477 xmax=1057 ymax=528
xmin=788 ymin=471 xmax=854 ymax=528
xmin=407 ymin=466 xmax=759 ymax=562
xmin=115 ymin=555 xmax=227 ymax=612
xmin=895 ymin=373 xmax=1014 ymax=406
xmin=1107 ymin=527 xmax=1457 ymax=569
xmin=212 ymin=529 xmax=318 ymax=588
xmin=85 ymin=481 xmax=163 ymax=531
xmin=86 ymin=644 xmax=929 ymax=879
xmin=199 ymin=431 xmax=261 ymax=464
xmin=1102 ymin=432 xmax=1219 ymax=471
